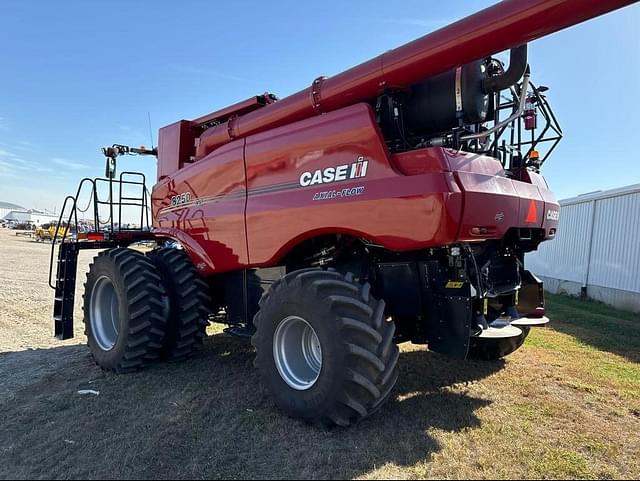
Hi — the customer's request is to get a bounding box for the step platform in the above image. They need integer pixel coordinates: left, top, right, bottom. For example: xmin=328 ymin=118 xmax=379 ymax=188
xmin=474 ymin=324 xmax=523 ymax=339
xmin=475 ymin=314 xmax=550 ymax=334
xmin=467 ymin=314 xmax=549 ymax=360
xmin=510 ymin=315 xmax=550 ymax=327
xmin=468 ymin=323 xmax=528 ymax=360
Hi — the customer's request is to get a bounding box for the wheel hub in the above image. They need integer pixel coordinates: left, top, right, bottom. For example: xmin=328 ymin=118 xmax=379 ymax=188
xmin=273 ymin=316 xmax=322 ymax=390
xmin=89 ymin=276 xmax=120 ymax=351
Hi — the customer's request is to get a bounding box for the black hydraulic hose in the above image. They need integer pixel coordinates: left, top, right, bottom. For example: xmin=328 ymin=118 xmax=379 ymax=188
xmin=483 ymin=44 xmax=528 ymax=93
xmin=465 ymin=244 xmax=485 ymax=298
xmin=76 ymin=189 xmax=94 ymax=213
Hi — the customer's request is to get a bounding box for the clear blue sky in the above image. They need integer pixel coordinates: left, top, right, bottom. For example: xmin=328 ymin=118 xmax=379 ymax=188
xmin=1 ymin=0 xmax=638 ymax=212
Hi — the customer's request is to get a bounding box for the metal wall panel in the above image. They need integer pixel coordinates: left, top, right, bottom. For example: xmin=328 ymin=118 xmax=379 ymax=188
xmin=526 ymin=185 xmax=640 ymax=294
xmin=587 ymin=191 xmax=640 ymax=293
xmin=526 ymin=201 xmax=593 ymax=284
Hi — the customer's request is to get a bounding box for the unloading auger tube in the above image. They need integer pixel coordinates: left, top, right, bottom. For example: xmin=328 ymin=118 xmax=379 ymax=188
xmin=193 ymin=0 xmax=635 ymax=157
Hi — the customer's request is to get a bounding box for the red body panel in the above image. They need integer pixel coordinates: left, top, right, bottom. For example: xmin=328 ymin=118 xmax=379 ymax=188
xmin=153 ymin=140 xmax=248 ymax=275
xmin=446 ymin=152 xmax=558 ymax=241
xmin=151 ymin=104 xmax=560 ymax=275
xmin=158 ymin=120 xmax=194 ymax=180
xmin=244 ymin=104 xmax=462 ymax=266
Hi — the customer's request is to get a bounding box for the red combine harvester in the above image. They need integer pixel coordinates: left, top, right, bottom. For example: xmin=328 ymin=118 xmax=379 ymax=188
xmin=50 ymin=0 xmax=635 ymax=426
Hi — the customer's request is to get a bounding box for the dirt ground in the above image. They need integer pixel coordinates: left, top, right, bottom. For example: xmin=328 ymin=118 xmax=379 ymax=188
xmin=0 ymin=228 xmax=638 ymax=480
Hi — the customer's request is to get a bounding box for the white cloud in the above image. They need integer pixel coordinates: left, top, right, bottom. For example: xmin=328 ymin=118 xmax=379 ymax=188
xmin=0 ymin=149 xmax=17 ymax=158
xmin=0 ymin=149 xmax=32 ymax=169
xmin=0 ymin=172 xmax=27 ymax=180
xmin=0 ymin=159 xmax=13 ymax=171
xmin=12 ymin=140 xmax=36 ymax=152
xmin=51 ymin=157 xmax=90 ymax=170
xmin=0 ymin=160 xmax=28 ymax=180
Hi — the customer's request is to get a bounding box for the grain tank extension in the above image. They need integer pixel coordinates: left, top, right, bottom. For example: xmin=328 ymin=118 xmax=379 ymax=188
xmin=49 ymin=0 xmax=636 ymax=427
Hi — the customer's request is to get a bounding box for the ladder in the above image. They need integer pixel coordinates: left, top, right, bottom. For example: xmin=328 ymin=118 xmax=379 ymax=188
xmin=53 ymin=242 xmax=79 ymax=340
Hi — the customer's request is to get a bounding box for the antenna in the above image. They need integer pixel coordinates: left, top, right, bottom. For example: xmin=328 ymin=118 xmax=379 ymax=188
xmin=147 ymin=112 xmax=155 ymax=149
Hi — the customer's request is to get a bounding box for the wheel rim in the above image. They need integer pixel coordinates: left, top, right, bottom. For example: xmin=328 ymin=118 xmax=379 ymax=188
xmin=273 ymin=316 xmax=322 ymax=391
xmin=89 ymin=276 xmax=120 ymax=351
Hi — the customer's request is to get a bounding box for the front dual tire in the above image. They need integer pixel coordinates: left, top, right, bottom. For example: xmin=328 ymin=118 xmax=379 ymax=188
xmin=83 ymin=247 xmax=211 ymax=373
xmin=83 ymin=248 xmax=167 ymax=373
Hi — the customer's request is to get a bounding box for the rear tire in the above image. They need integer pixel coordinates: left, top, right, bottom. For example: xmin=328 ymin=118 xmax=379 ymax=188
xmin=252 ymin=268 xmax=399 ymax=427
xmin=83 ymin=248 xmax=167 ymax=373
xmin=147 ymin=247 xmax=212 ymax=360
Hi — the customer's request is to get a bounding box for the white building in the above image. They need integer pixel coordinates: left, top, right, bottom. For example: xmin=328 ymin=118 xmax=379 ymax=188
xmin=0 ymin=201 xmax=27 ymax=220
xmin=526 ymin=184 xmax=640 ymax=313
xmin=4 ymin=209 xmax=59 ymax=226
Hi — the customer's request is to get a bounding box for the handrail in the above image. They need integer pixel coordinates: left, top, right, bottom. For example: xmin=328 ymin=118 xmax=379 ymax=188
xmin=118 ymin=171 xmax=148 ymax=231
xmin=48 ymin=177 xmax=97 ymax=289
xmin=48 ymin=174 xmax=152 ymax=289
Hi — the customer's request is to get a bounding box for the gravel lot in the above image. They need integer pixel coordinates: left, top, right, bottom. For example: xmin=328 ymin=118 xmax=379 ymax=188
xmin=0 ymin=229 xmax=92 ymax=403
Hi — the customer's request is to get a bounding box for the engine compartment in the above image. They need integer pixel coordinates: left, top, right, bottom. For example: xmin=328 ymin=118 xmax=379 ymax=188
xmin=374 ymin=46 xmax=562 ymax=177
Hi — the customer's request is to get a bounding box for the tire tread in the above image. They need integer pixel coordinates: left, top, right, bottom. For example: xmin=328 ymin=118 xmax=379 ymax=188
xmin=252 ymin=267 xmax=399 ymax=427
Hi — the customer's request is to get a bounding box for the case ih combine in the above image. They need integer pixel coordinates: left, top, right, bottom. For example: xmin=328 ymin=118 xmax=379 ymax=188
xmin=50 ymin=0 xmax=634 ymax=427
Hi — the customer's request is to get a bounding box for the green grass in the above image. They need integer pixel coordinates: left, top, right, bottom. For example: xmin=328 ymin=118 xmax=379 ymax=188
xmin=544 ymin=293 xmax=640 ymax=361
xmin=546 ymin=293 xmax=639 ymax=323
xmin=532 ymin=448 xmax=595 ymax=479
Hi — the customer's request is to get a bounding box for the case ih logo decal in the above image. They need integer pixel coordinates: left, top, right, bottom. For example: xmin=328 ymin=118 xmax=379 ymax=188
xmin=299 ymin=156 xmax=369 ymax=187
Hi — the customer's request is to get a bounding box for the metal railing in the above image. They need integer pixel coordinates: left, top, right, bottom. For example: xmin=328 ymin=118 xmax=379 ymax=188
xmin=48 ymin=172 xmax=151 ymax=289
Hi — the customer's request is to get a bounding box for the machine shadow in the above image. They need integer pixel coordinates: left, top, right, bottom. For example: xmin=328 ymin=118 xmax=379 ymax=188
xmin=0 ymin=335 xmax=503 ymax=479
xmin=548 ymin=319 xmax=640 ymax=363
